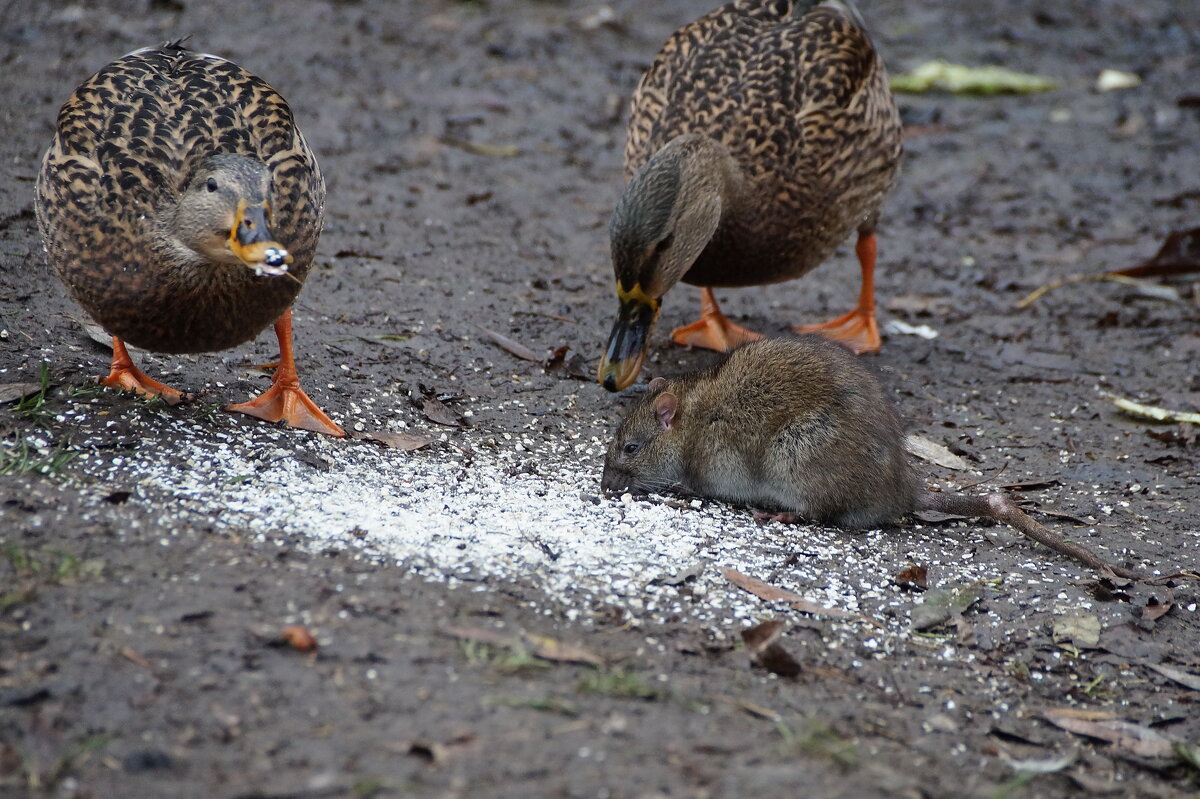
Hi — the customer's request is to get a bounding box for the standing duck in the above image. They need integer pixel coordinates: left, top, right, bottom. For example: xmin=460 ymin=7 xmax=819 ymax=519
xmin=36 ymin=41 xmax=344 ymax=436
xmin=598 ymin=0 xmax=903 ymax=391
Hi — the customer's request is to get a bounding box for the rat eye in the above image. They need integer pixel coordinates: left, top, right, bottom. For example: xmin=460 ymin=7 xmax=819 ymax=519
xmin=206 ymin=177 xmax=218 ymax=193
xmin=622 ymin=441 xmax=642 ymax=456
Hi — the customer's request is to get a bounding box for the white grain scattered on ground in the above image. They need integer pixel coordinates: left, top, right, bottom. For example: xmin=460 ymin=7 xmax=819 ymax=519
xmin=55 ymin=401 xmax=1115 ymax=661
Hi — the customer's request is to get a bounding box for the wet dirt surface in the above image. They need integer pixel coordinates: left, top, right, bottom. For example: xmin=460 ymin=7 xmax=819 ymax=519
xmin=2 ymin=1 xmax=1199 ymax=797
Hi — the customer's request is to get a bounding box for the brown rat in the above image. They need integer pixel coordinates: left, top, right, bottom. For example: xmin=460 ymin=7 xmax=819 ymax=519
xmin=601 ymin=336 xmax=1144 ymax=579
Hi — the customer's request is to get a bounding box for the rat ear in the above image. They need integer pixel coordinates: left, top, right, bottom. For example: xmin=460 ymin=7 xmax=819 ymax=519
xmin=647 ymin=376 xmax=667 ymax=394
xmin=653 ymin=392 xmax=678 ymax=430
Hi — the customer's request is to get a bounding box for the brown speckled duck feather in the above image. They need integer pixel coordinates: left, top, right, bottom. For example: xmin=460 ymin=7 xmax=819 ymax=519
xmin=36 ymin=41 xmax=324 ymax=354
xmin=598 ymin=0 xmax=902 ymax=391
xmin=625 ymin=0 xmax=900 ymax=286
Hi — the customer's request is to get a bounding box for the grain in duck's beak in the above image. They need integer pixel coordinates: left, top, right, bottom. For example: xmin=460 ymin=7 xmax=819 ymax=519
xmin=229 ymin=200 xmax=293 ymax=276
xmin=597 ymin=285 xmax=660 ymax=392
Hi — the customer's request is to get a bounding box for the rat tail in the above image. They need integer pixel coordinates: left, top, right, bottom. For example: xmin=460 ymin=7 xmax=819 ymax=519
xmin=918 ymin=492 xmax=1144 ymax=580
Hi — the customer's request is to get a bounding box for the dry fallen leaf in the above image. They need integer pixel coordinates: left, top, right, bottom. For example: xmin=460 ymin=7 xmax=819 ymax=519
xmin=421 ymin=396 xmax=465 ymax=427
xmin=997 ymin=749 xmax=1078 ymax=774
xmin=891 ymin=60 xmax=1058 ymax=95
xmin=740 ymin=620 xmax=801 ymax=679
xmin=1112 ymin=226 xmax=1200 ymax=277
xmin=1106 ymin=394 xmax=1200 ymax=425
xmin=894 ymin=564 xmax=929 ymax=591
xmin=1146 ymin=662 xmax=1200 ymax=691
xmin=910 ymin=583 xmax=984 ymax=631
xmin=722 ymin=568 xmax=869 ymax=622
xmin=1052 ymin=609 xmax=1102 ymax=648
xmin=0 ymin=383 xmax=43 ymax=404
xmin=1140 ymin=599 xmax=1173 ymax=621
xmin=1042 ymin=708 xmax=1176 ymax=759
xmin=281 ymin=624 xmax=318 ymax=652
xmin=905 ymin=434 xmax=969 ymax=470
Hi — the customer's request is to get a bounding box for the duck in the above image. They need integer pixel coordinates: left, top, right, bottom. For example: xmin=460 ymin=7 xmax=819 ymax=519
xmin=35 ymin=41 xmax=344 ymax=436
xmin=598 ymin=0 xmax=903 ymax=392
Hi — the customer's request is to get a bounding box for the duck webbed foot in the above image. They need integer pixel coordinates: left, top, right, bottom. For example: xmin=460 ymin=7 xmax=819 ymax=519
xmin=227 ymin=309 xmax=345 ymax=437
xmin=101 ymin=337 xmax=190 ymax=405
xmin=793 ymin=231 xmax=882 ymax=354
xmin=793 ymin=305 xmax=880 ymax=354
xmin=671 ymin=287 xmax=763 ymax=352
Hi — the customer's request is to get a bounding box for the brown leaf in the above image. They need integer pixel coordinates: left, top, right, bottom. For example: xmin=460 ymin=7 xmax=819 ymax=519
xmin=1140 ymin=600 xmax=1174 ymax=621
xmin=724 ymin=569 xmax=803 ymax=603
xmin=281 ymin=625 xmax=318 ymax=652
xmin=1146 ymin=662 xmax=1200 ymax=691
xmin=0 ymin=383 xmax=42 ymax=404
xmin=365 ymin=431 xmax=434 ymax=451
xmin=741 ymin=619 xmax=785 ymax=650
xmin=740 ymin=620 xmax=801 ymax=679
xmin=543 ymin=344 xmax=569 ymax=371
xmin=422 ymin=396 xmax=465 ymax=427
xmin=723 ymin=569 xmax=874 ymax=623
xmin=894 ymin=564 xmax=929 ymax=591
xmin=1042 ymin=709 xmax=1175 ymax=758
xmin=543 ymin=345 xmax=593 ymax=381
xmin=480 ymin=328 xmax=540 ymax=362
xmin=1112 ymin=226 xmax=1200 ymax=277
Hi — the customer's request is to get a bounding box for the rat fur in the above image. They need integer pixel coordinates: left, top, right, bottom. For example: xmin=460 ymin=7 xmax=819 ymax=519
xmin=602 ymin=336 xmax=1143 ymax=578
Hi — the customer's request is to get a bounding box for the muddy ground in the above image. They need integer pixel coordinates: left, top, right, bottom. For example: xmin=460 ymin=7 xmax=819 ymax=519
xmin=2 ymin=1 xmax=1200 ymax=797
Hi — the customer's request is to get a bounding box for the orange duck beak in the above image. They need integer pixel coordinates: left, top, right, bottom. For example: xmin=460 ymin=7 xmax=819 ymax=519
xmin=229 ymin=200 xmax=293 ymax=276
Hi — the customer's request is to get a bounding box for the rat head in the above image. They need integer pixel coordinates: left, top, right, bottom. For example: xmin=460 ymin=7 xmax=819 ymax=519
xmin=601 ymin=376 xmax=687 ymax=494
xmin=597 ymin=135 xmax=727 ymax=392
xmin=171 ymin=153 xmax=293 ymax=276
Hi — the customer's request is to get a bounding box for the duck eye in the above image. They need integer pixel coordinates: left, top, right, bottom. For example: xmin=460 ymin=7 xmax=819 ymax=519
xmin=206 ymin=178 xmax=218 ymax=193
xmin=653 ymin=233 xmax=673 ymax=254
xmin=622 ymin=441 xmax=641 ymax=456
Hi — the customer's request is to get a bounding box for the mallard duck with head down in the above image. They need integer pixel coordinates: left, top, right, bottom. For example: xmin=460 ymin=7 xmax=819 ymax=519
xmin=36 ymin=41 xmax=344 ymax=436
xmin=598 ymin=0 xmax=903 ymax=391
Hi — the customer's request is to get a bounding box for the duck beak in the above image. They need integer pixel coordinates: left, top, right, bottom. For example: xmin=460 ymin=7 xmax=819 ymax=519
xmin=597 ymin=283 xmax=660 ymax=392
xmin=229 ymin=200 xmax=293 ymax=276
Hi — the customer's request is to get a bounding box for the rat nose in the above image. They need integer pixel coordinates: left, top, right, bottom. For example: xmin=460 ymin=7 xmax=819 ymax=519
xmin=600 ymin=465 xmax=628 ymax=493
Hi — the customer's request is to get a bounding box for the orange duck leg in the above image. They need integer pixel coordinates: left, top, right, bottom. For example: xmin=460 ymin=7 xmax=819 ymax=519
xmin=794 ymin=231 xmax=882 ymax=354
xmin=227 ymin=309 xmax=345 ymax=437
xmin=671 ymin=286 xmax=764 ymax=352
xmin=102 ymin=337 xmax=188 ymax=405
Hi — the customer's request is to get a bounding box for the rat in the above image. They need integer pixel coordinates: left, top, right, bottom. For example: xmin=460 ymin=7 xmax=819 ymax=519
xmin=601 ymin=336 xmax=1144 ymax=579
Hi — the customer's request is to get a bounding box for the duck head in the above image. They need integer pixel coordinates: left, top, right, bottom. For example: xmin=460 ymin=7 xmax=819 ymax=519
xmin=598 ymin=135 xmax=727 ymax=391
xmin=171 ymin=153 xmax=293 ymax=277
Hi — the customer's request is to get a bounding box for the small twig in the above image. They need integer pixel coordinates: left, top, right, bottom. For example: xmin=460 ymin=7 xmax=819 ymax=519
xmin=958 ymin=460 xmax=1009 ymax=491
xmin=479 ymin=327 xmax=540 ymax=362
